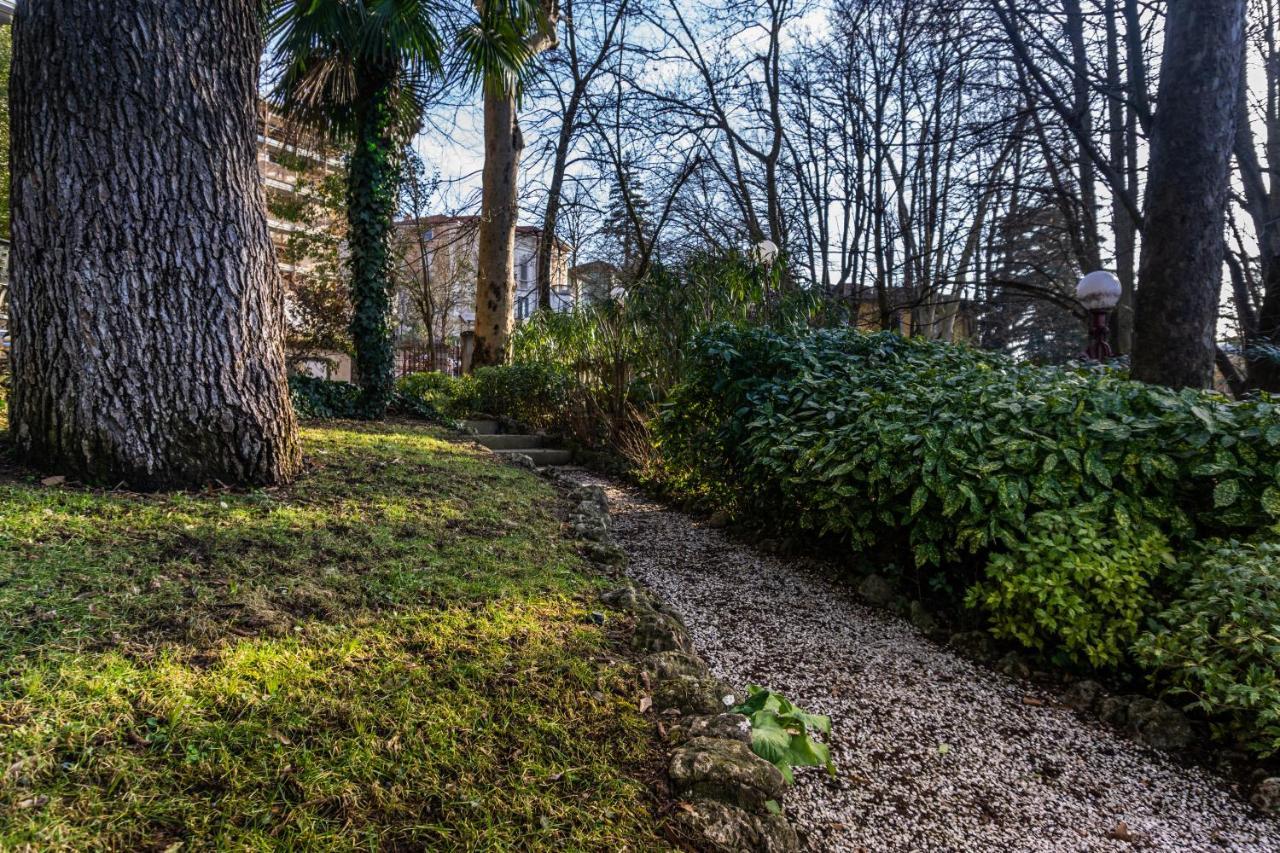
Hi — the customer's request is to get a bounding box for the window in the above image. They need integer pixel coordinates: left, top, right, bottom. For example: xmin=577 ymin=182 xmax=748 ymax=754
xmin=517 ymin=295 xmax=530 ymax=319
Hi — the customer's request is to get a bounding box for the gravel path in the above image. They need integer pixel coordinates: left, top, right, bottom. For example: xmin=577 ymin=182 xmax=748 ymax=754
xmin=563 ymin=470 xmax=1280 ymax=853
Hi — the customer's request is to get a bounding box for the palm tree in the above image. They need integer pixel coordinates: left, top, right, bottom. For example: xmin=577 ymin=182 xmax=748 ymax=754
xmin=458 ymin=0 xmax=559 ymax=369
xmin=264 ymin=0 xmax=444 ymax=417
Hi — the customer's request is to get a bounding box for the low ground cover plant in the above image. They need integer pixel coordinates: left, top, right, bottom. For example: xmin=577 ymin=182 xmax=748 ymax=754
xmin=731 ymin=686 xmax=834 ymax=784
xmin=655 ymin=326 xmax=1280 ymax=754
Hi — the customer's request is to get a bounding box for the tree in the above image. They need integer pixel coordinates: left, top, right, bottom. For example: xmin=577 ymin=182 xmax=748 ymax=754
xmin=393 ymin=148 xmax=449 ymax=368
xmin=533 ymin=0 xmax=629 ymax=311
xmin=0 ymin=22 xmax=11 ymax=240
xmin=265 ymin=0 xmax=443 ymax=416
xmin=1132 ymin=0 xmax=1246 ymax=389
xmin=463 ymin=0 xmax=560 ymax=369
xmin=8 ymin=0 xmax=300 ymax=488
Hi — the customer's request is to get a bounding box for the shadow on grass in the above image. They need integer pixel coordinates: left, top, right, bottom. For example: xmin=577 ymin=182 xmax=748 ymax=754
xmin=0 ymin=423 xmax=667 ymax=850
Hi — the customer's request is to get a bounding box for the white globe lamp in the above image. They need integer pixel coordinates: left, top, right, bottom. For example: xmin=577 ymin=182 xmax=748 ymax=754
xmin=1076 ymin=270 xmax=1122 ymax=360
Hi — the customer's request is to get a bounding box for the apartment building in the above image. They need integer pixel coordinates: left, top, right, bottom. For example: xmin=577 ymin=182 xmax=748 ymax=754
xmin=255 ymin=105 xmax=353 ymax=381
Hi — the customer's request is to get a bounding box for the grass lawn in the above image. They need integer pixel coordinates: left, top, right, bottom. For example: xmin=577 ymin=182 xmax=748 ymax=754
xmin=0 ymin=421 xmax=669 ymax=850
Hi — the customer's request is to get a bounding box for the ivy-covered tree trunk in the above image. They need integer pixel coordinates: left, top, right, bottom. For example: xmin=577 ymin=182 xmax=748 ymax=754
xmin=1131 ymin=0 xmax=1245 ymax=389
xmin=8 ymin=0 xmax=301 ymax=489
xmin=472 ymin=88 xmax=521 ymax=369
xmin=346 ymin=76 xmax=399 ymax=415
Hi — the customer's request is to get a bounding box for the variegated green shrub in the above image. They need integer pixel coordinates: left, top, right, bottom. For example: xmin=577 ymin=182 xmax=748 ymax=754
xmin=656 ymin=327 xmax=1280 ymax=667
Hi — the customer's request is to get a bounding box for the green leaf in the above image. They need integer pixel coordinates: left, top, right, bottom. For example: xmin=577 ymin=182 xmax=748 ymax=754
xmin=1213 ymin=479 xmax=1240 ymax=509
xmin=1262 ymin=486 xmax=1280 ymax=517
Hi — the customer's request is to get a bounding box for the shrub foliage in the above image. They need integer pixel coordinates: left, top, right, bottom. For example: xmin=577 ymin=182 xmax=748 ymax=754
xmin=657 ymin=327 xmax=1280 ymax=671
xmin=1136 ymin=538 xmax=1280 ymax=756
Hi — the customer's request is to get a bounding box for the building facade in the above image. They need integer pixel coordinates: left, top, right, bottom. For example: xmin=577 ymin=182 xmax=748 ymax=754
xmin=255 ymin=105 xmax=353 ymax=382
xmin=393 ymin=215 xmax=573 ymax=335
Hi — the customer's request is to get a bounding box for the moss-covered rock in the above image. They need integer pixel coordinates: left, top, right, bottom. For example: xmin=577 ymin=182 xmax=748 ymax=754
xmin=669 ymin=737 xmax=786 ymax=811
xmin=673 ymin=799 xmax=799 ymax=852
xmin=633 ymin=610 xmax=695 ymax=654
xmin=667 ymin=713 xmax=753 ymax=746
xmin=654 ymin=673 xmax=736 ymax=716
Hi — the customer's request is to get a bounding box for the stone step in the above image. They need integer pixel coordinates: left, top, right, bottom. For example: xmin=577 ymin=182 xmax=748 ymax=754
xmin=494 ymin=447 xmax=573 ymax=466
xmin=462 ymin=419 xmax=500 ymax=435
xmin=475 ymin=434 xmax=544 ymax=451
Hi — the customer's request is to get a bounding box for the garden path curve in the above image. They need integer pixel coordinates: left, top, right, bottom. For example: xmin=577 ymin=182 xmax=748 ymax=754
xmin=563 ymin=470 xmax=1280 ymax=853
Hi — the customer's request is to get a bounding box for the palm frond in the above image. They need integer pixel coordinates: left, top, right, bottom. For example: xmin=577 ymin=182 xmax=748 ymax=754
xmin=263 ymin=0 xmax=444 ymax=143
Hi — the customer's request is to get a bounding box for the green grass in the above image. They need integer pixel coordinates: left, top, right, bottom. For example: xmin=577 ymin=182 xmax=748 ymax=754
xmin=0 ymin=422 xmax=669 ymax=850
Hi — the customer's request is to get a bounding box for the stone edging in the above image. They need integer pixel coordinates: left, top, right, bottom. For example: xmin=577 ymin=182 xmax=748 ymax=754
xmin=554 ymin=476 xmax=800 ymax=852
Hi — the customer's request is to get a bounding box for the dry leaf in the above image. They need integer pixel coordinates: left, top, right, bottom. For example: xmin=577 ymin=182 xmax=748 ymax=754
xmin=639 ymin=696 xmax=653 ymax=713
xmin=40 ymin=475 xmax=66 ymax=487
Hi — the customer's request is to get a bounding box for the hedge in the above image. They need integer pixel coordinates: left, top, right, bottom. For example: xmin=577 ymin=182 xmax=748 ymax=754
xmin=655 ymin=327 xmax=1280 ymax=674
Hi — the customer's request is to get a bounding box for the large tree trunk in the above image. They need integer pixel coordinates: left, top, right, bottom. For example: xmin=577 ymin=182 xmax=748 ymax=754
xmin=1131 ymin=0 xmax=1245 ymax=389
xmin=346 ymin=77 xmax=398 ymax=414
xmin=8 ymin=0 xmax=301 ymax=489
xmin=472 ymin=90 xmax=522 ymax=369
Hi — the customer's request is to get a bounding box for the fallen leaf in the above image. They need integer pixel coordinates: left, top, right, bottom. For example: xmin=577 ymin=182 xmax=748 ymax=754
xmin=40 ymin=476 xmax=65 ymax=487
xmin=639 ymin=696 xmax=652 ymax=713
xmin=1022 ymin=696 xmax=1046 ymax=707
xmin=1107 ymin=821 xmax=1135 ymax=843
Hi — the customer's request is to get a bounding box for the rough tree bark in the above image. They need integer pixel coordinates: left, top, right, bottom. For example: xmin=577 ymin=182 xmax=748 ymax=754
xmin=8 ymin=0 xmax=301 ymax=488
xmin=473 ymin=91 xmax=523 ymax=368
xmin=1131 ymin=0 xmax=1245 ymax=389
xmin=471 ymin=0 xmax=559 ymax=369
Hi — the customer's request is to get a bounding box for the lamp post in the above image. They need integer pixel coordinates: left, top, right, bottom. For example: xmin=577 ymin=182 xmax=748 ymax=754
xmin=1076 ymin=270 xmax=1122 ymax=361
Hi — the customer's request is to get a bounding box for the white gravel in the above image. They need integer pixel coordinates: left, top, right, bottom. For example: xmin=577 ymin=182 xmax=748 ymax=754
xmin=564 ymin=469 xmax=1280 ymax=853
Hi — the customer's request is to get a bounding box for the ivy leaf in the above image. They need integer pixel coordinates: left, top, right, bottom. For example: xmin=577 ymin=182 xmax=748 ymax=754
xmin=1213 ymin=479 xmax=1241 ymax=509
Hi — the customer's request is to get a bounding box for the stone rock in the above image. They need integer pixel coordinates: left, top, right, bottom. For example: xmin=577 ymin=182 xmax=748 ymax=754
xmin=569 ymin=484 xmax=608 ymax=512
xmin=673 ymin=800 xmax=799 ymax=853
xmin=643 ymin=650 xmax=708 ymax=681
xmin=600 ymin=580 xmax=659 ymax=613
xmin=632 ymin=610 xmax=695 ymax=654
xmin=907 ymin=601 xmax=945 ymax=640
xmin=1098 ymin=695 xmax=1134 ymax=727
xmin=1127 ymin=697 xmax=1193 ymax=752
xmin=669 ymin=737 xmax=787 ymax=812
xmin=1251 ymin=777 xmax=1280 ymax=815
xmin=1062 ymin=680 xmax=1105 ymax=712
xmin=857 ymin=574 xmax=895 ymax=609
xmin=995 ymin=651 xmax=1031 ymax=680
xmin=581 ymin=541 xmax=626 ymax=565
xmin=668 ymin=713 xmax=753 ymax=746
xmin=948 ymin=631 xmax=996 ymax=662
xmin=654 ymin=674 xmax=737 ymax=716
xmin=888 ymin=595 xmax=912 ymax=617
xmin=572 ymin=517 xmax=610 ymax=542
xmin=708 ymin=510 xmax=732 ymax=529
xmin=507 ymin=453 xmax=538 ymax=470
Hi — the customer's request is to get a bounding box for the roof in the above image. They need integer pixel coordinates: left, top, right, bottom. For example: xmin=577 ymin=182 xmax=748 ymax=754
xmin=0 ymin=2 xmax=13 ymax=23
